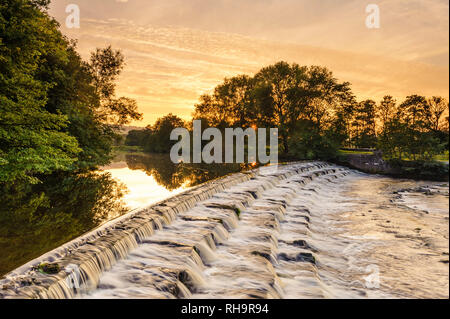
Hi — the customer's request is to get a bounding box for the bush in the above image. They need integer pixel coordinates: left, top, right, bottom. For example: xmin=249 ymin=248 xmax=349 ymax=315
xmin=288 ymin=128 xmax=340 ymax=160
xmin=388 ymin=159 xmax=449 ymax=181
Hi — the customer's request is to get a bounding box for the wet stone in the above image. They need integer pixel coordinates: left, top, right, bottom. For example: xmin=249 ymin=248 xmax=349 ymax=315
xmin=278 ymin=252 xmax=316 ymax=264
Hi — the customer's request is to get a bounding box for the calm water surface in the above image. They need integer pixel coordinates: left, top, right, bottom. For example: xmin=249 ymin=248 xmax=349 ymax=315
xmin=101 ymin=161 xmax=188 ymax=210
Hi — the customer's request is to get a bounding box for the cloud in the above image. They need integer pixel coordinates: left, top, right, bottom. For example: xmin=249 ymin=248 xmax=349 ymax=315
xmin=48 ymin=0 xmax=449 ymax=125
xmin=49 ymin=0 xmax=449 ymax=64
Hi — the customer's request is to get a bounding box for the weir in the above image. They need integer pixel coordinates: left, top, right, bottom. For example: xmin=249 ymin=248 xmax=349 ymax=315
xmin=0 ymin=162 xmax=366 ymax=299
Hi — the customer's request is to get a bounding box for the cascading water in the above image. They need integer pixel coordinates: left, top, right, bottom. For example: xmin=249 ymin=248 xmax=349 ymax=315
xmin=1 ymin=162 xmax=448 ymax=299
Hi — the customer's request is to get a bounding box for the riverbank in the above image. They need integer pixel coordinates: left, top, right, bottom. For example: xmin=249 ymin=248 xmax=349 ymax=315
xmin=334 ymin=153 xmax=449 ymax=182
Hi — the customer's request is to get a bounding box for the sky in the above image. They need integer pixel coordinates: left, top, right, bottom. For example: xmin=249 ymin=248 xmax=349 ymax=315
xmin=49 ymin=0 xmax=449 ymax=126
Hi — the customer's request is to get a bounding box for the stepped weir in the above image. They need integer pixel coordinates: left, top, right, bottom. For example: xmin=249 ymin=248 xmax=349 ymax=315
xmin=6 ymin=161 xmax=443 ymax=299
xmin=0 ymin=162 xmax=354 ymax=298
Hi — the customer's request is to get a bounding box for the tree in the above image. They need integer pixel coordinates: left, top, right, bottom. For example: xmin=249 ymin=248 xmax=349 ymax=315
xmin=287 ymin=67 xmax=354 ymax=159
xmin=253 ymin=62 xmax=308 ymax=153
xmin=0 ymin=1 xmax=143 ymax=182
xmin=379 ymin=95 xmax=443 ymax=160
xmin=427 ymin=96 xmax=449 ymax=153
xmin=428 ymin=96 xmax=449 ymax=132
xmin=378 ymin=95 xmax=397 ymax=134
xmin=88 ymin=46 xmax=142 ymax=126
xmin=397 ymin=95 xmax=432 ymax=159
xmin=192 ymin=61 xmax=355 ymax=158
xmin=0 ymin=0 xmax=81 ymax=183
xmin=193 ymin=75 xmax=256 ymax=129
xmin=298 ymin=66 xmax=354 ymax=154
xmin=378 ymin=118 xmax=409 ymax=160
xmin=351 ymin=100 xmax=377 ymax=148
xmin=397 ymin=95 xmax=431 ymax=132
xmin=125 ymin=129 xmax=148 ymax=147
xmin=144 ymin=114 xmax=186 ymax=153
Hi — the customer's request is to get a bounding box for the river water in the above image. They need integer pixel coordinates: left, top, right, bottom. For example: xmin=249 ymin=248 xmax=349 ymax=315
xmin=79 ymin=163 xmax=448 ymax=299
xmin=1 ymin=157 xmax=448 ymax=298
xmin=0 ymin=153 xmax=246 ymax=277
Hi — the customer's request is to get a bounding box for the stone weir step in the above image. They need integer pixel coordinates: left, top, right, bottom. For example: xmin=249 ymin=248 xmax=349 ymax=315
xmin=0 ymin=162 xmax=343 ymax=299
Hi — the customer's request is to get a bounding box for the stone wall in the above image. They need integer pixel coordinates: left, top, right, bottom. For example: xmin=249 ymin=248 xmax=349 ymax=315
xmin=337 ymin=151 xmax=396 ymax=174
xmin=336 ymin=152 xmax=449 ymax=181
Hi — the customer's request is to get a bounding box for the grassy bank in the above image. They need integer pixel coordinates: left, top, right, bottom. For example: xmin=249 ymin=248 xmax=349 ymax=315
xmin=112 ymin=145 xmax=146 ymax=155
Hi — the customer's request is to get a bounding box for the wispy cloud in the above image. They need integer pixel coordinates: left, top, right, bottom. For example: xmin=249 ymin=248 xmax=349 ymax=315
xmin=49 ymin=0 xmax=449 ymax=125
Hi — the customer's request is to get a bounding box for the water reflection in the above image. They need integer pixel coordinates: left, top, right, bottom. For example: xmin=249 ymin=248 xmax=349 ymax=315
xmin=125 ymin=153 xmax=250 ymax=190
xmin=0 ymin=153 xmax=251 ymax=277
xmin=103 ymin=166 xmax=189 ymax=210
xmin=0 ymin=172 xmax=127 ymax=277
xmin=102 ymin=153 xmax=252 ymax=209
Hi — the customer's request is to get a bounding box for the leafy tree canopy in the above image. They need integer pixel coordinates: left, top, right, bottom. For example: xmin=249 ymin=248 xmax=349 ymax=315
xmin=0 ymin=0 xmax=142 ymax=183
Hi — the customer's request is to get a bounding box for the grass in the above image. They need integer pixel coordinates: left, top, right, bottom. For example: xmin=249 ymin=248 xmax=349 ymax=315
xmin=339 ymin=148 xmax=448 ymax=163
xmin=338 ymin=149 xmax=374 ymax=155
xmin=386 ymin=151 xmax=449 ymax=163
xmin=434 ymin=151 xmax=449 ymax=162
xmin=113 ymin=145 xmax=145 ymax=154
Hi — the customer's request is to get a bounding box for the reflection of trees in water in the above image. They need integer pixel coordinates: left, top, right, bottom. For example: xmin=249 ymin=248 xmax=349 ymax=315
xmin=125 ymin=154 xmax=251 ymax=191
xmin=0 ymin=172 xmax=127 ymax=277
xmin=0 ymin=155 xmax=250 ymax=276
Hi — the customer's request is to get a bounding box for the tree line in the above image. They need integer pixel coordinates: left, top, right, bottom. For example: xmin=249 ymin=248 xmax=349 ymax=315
xmin=127 ymin=61 xmax=449 ymax=162
xmin=0 ymin=0 xmax=142 ymax=184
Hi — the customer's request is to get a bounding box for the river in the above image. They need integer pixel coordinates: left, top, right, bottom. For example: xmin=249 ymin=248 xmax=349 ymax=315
xmin=0 ymin=153 xmax=246 ymax=277
xmin=78 ymin=163 xmax=448 ymax=299
xmin=0 ymin=159 xmax=448 ymax=298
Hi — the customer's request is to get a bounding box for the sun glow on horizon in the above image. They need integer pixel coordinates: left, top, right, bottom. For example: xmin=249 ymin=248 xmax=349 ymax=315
xmin=49 ymin=0 xmax=449 ymax=126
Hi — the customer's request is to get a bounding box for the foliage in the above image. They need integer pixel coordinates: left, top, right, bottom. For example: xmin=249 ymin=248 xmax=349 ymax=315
xmin=387 ymin=159 xmax=449 ymax=181
xmin=133 ymin=61 xmax=448 ymax=164
xmin=125 ymin=129 xmax=148 ymax=147
xmin=192 ymin=62 xmax=354 ymax=157
xmin=0 ymin=0 xmax=142 ymax=183
xmin=351 ymin=100 xmax=377 ymax=148
xmin=0 ymin=0 xmax=81 ymax=183
xmin=288 ymin=119 xmax=344 ymax=160
xmin=378 ymin=95 xmax=447 ymax=161
xmin=0 ymin=171 xmax=127 ymax=276
xmin=89 ymin=46 xmax=142 ymax=126
xmin=143 ymin=114 xmax=186 ymax=153
xmin=194 ymin=75 xmax=257 ymax=130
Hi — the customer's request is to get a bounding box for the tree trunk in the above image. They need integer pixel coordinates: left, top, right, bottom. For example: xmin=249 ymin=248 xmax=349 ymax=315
xmin=282 ymin=133 xmax=289 ymax=154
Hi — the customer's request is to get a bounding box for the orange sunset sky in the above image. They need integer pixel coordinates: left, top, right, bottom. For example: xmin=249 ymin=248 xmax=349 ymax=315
xmin=49 ymin=0 xmax=449 ymax=126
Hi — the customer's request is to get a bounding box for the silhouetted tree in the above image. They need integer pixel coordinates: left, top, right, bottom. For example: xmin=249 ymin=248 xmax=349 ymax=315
xmin=378 ymin=96 xmax=397 ymax=134
xmin=144 ymin=114 xmax=186 ymax=153
xmin=428 ymin=96 xmax=449 ymax=132
xmin=125 ymin=129 xmax=148 ymax=147
xmin=351 ymin=100 xmax=377 ymax=148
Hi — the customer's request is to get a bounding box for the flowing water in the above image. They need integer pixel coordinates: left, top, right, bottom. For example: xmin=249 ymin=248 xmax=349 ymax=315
xmin=0 ymin=153 xmax=245 ymax=277
xmin=74 ymin=163 xmax=447 ymax=299
xmin=1 ymin=160 xmax=448 ymax=299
